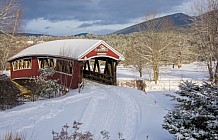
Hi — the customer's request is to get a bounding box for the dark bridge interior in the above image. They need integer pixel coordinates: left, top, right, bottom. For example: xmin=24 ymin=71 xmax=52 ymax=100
xmin=82 ymin=57 xmax=118 ymax=85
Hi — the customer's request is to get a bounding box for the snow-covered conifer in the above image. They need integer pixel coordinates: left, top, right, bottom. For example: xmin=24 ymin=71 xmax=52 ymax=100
xmin=163 ymin=81 xmax=218 ymax=140
xmin=35 ymin=67 xmax=59 ymax=98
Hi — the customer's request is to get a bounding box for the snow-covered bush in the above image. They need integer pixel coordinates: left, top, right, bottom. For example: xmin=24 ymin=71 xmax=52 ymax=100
xmin=2 ymin=131 xmax=25 ymax=140
xmin=52 ymin=121 xmax=126 ymax=140
xmin=35 ymin=67 xmax=59 ymax=99
xmin=0 ymin=77 xmax=23 ymax=110
xmin=100 ymin=130 xmax=110 ymax=140
xmin=52 ymin=121 xmax=93 ymax=140
xmin=163 ymin=81 xmax=218 ymax=140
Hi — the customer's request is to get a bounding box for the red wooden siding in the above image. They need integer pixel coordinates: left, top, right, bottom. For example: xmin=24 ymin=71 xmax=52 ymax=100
xmin=10 ymin=57 xmax=40 ymax=79
xmin=81 ymin=44 xmax=120 ymax=60
xmin=10 ymin=57 xmax=83 ymax=89
xmin=52 ymin=61 xmax=83 ymax=89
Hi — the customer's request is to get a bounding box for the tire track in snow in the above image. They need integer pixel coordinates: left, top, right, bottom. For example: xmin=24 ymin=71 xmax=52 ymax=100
xmin=96 ymin=86 xmax=122 ymax=139
xmin=78 ymin=83 xmax=105 ymax=131
xmin=86 ymin=83 xmax=141 ymax=140
xmin=80 ymin=83 xmax=141 ymax=139
xmin=79 ymin=83 xmax=125 ymax=139
xmin=78 ymin=84 xmax=118 ymax=130
xmin=110 ymin=87 xmax=141 ymax=140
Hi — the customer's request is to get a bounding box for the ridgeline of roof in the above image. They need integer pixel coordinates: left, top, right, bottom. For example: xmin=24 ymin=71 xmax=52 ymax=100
xmin=8 ymin=39 xmax=124 ymax=61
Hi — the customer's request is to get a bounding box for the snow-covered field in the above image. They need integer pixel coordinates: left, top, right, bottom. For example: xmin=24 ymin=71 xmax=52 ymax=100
xmin=0 ymin=62 xmax=208 ymax=140
xmin=117 ymin=62 xmax=208 ymax=82
xmin=117 ymin=62 xmax=208 ymax=90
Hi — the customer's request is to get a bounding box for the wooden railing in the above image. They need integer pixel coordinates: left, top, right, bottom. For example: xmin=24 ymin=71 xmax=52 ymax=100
xmin=83 ymin=70 xmax=114 ymax=85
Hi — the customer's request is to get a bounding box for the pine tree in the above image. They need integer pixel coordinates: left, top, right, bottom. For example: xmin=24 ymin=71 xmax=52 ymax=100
xmin=163 ymin=81 xmax=218 ymax=140
xmin=35 ymin=67 xmax=59 ymax=99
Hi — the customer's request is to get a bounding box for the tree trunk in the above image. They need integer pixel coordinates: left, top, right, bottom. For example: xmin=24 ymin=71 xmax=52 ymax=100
xmin=153 ymin=65 xmax=159 ymax=84
xmin=139 ymin=68 xmax=143 ymax=77
xmin=177 ymin=56 xmax=182 ymax=69
xmin=207 ymin=60 xmax=214 ymax=82
xmin=177 ymin=63 xmax=182 ymax=69
xmin=214 ymin=62 xmax=218 ymax=85
xmin=214 ymin=45 xmax=218 ymax=84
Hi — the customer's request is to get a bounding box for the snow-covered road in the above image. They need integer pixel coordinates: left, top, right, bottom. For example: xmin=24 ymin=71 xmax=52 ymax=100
xmin=0 ymin=81 xmax=175 ymax=140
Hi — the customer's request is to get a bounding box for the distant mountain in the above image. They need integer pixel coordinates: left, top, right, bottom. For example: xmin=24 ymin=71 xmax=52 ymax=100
xmin=17 ymin=32 xmax=91 ymax=37
xmin=73 ymin=33 xmax=89 ymax=37
xmin=16 ymin=33 xmax=49 ymax=37
xmin=0 ymin=32 xmax=48 ymax=37
xmin=112 ymin=13 xmax=193 ymax=34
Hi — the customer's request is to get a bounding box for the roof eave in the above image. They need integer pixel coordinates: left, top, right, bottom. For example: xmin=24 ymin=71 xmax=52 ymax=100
xmin=8 ymin=54 xmax=79 ymax=62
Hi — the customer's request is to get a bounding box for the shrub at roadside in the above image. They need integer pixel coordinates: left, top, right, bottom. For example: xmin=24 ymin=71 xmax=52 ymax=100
xmin=1 ymin=131 xmax=25 ymax=140
xmin=163 ymin=81 xmax=218 ymax=140
xmin=0 ymin=76 xmax=23 ymax=110
xmin=52 ymin=121 xmax=125 ymax=140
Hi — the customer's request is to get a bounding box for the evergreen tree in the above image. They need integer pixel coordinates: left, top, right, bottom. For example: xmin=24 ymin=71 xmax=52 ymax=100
xmin=35 ymin=67 xmax=59 ymax=99
xmin=163 ymin=81 xmax=218 ymax=140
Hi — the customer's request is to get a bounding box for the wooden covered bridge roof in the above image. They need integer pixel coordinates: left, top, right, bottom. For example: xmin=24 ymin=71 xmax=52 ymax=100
xmin=8 ymin=39 xmax=125 ymax=61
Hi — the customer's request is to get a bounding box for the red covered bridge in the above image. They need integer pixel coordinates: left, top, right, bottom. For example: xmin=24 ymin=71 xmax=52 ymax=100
xmin=8 ymin=39 xmax=124 ymax=89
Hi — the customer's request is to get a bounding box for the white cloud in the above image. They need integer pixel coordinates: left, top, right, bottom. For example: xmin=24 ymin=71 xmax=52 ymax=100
xmin=170 ymin=0 xmax=195 ymax=16
xmin=24 ymin=18 xmax=135 ymax=36
xmin=25 ymin=18 xmax=93 ymax=35
xmin=23 ymin=0 xmax=194 ymax=36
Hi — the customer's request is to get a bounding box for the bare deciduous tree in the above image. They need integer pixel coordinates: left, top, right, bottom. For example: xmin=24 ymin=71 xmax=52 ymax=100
xmin=191 ymin=0 xmax=218 ymax=83
xmin=125 ymin=33 xmax=147 ymax=77
xmin=169 ymin=33 xmax=197 ymax=68
xmin=0 ymin=0 xmax=22 ymax=35
xmin=132 ymin=13 xmax=175 ymax=84
xmin=0 ymin=0 xmax=22 ymax=72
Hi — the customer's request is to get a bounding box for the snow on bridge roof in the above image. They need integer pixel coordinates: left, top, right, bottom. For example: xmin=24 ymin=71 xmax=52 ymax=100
xmin=8 ymin=39 xmax=124 ymax=61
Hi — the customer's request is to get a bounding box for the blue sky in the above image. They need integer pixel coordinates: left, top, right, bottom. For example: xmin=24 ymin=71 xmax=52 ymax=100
xmin=20 ymin=0 xmax=193 ymax=36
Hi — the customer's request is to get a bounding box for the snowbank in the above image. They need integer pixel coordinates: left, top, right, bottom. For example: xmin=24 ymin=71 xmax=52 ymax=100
xmin=0 ymin=81 xmax=175 ymax=140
